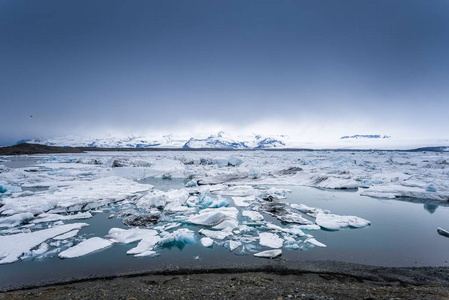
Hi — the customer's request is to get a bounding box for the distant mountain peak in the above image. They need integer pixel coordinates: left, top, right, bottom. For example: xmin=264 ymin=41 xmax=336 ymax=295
xmin=341 ymin=135 xmax=391 ymax=140
xmin=16 ymin=132 xmax=288 ymax=149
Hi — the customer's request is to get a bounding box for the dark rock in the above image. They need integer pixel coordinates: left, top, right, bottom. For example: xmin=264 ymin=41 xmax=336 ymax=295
xmin=279 ymin=167 xmax=303 ymax=175
xmin=123 ymin=215 xmax=160 ymax=227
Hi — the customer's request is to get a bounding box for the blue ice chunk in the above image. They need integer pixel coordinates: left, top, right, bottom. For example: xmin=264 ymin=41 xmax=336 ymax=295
xmin=185 ymin=180 xmax=198 ymax=187
xmin=228 ymin=156 xmax=243 ymax=166
xmin=199 ymin=192 xmax=228 ymax=208
xmin=426 ymin=185 xmax=437 ymax=193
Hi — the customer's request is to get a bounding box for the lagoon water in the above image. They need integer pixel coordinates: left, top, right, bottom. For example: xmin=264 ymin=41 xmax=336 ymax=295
xmin=1 ymin=176 xmax=448 ymax=289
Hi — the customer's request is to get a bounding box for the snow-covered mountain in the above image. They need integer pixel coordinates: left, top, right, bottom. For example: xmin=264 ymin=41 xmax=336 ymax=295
xmin=182 ymin=132 xmax=286 ymax=149
xmin=340 ymin=135 xmax=391 ymax=139
xmin=16 ymin=132 xmax=288 ymax=149
xmin=16 ymin=135 xmax=186 ymax=149
xmin=15 ymin=133 xmax=449 ymax=150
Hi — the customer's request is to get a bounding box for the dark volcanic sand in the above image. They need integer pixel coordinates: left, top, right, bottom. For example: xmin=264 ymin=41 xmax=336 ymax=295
xmin=1 ymin=261 xmax=448 ymax=299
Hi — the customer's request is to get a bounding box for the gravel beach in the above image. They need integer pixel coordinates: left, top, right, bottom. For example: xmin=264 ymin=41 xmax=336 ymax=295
xmin=2 ymin=261 xmax=448 ymax=299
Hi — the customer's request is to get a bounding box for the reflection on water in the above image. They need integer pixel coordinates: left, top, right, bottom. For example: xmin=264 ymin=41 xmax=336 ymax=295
xmin=424 ymin=203 xmax=439 ymax=214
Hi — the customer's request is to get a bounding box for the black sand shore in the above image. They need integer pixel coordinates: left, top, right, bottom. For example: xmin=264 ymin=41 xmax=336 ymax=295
xmin=1 ymin=261 xmax=448 ymax=299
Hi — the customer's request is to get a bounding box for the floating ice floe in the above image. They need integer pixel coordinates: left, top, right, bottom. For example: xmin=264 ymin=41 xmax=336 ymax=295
xmin=259 ymin=232 xmax=284 ymax=248
xmin=0 ymin=176 xmax=149 ymax=215
xmin=200 ymin=237 xmax=214 ymax=247
xmin=242 ymin=210 xmax=264 ymax=221
xmin=199 ymin=228 xmax=233 ymax=240
xmin=361 ymin=185 xmax=449 ymax=201
xmin=232 ymin=195 xmax=256 ymax=207
xmin=315 ymin=213 xmax=370 ymax=231
xmin=229 ymin=240 xmax=242 ymax=251
xmin=59 ymin=237 xmax=112 ymax=258
xmin=0 ymin=213 xmax=34 ymax=228
xmin=188 ymin=207 xmax=239 ymax=229
xmin=53 ymin=230 xmax=80 ymax=240
xmin=159 ymin=228 xmax=195 ymax=247
xmin=290 ymin=204 xmax=329 ymax=218
xmin=31 ymin=212 xmax=92 ymax=224
xmin=0 ymin=223 xmax=88 ymax=264
xmin=198 ymin=193 xmax=228 ymax=208
xmin=254 ymin=249 xmax=282 ymax=258
xmin=304 ymin=237 xmax=326 ymax=247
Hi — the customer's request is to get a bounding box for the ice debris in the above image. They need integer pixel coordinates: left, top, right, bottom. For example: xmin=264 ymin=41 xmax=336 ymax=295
xmin=0 ymin=223 xmax=88 ymax=264
xmin=59 ymin=237 xmax=112 ymax=258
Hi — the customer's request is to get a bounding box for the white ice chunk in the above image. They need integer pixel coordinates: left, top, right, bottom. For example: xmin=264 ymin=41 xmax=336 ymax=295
xmin=290 ymin=204 xmax=328 ymax=218
xmin=361 ymin=185 xmax=449 ymax=201
xmin=288 ymin=226 xmax=305 ymax=237
xmin=242 ymin=210 xmax=264 ymax=221
xmin=53 ymin=230 xmax=80 ymax=240
xmin=297 ymin=224 xmax=321 ymax=231
xmin=31 ymin=212 xmax=92 ymax=224
xmin=31 ymin=242 xmax=49 ymax=256
xmin=259 ymin=232 xmax=284 ymax=248
xmin=254 ymin=249 xmax=282 ymax=258
xmin=229 ymin=240 xmax=242 ymax=251
xmin=59 ymin=237 xmax=112 ymax=258
xmin=127 ymin=235 xmax=161 ymax=255
xmin=315 ymin=213 xmax=370 ymax=231
xmin=188 ymin=207 xmax=239 ymax=229
xmin=232 ymin=195 xmax=256 ymax=207
xmin=134 ymin=250 xmax=159 ymax=257
xmin=0 ymin=176 xmax=148 ymax=215
xmin=304 ymin=237 xmax=326 ymax=247
xmin=107 ymin=228 xmax=158 ymax=244
xmin=277 ymin=212 xmax=313 ymax=225
xmin=199 ymin=228 xmax=233 ymax=240
xmin=0 ymin=213 xmax=34 ymax=228
xmin=0 ymin=223 xmax=88 ymax=264
xmin=200 ymin=237 xmax=214 ymax=247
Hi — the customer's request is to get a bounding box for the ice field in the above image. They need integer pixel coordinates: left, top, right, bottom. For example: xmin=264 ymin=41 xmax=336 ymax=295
xmin=1 ymin=150 xmax=449 ymax=287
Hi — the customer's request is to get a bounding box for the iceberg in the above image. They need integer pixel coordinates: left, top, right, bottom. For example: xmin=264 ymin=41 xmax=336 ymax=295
xmin=315 ymin=213 xmax=370 ymax=230
xmin=53 ymin=230 xmax=80 ymax=240
xmin=0 ymin=223 xmax=88 ymax=264
xmin=188 ymin=207 xmax=238 ymax=229
xmin=59 ymin=237 xmax=112 ymax=258
xmin=254 ymin=249 xmax=282 ymax=258
xmin=159 ymin=228 xmax=196 ymax=247
xmin=259 ymin=232 xmax=284 ymax=248
xmin=232 ymin=195 xmax=256 ymax=207
xmin=107 ymin=228 xmax=158 ymax=244
xmin=198 ymin=228 xmax=233 ymax=240
xmin=127 ymin=236 xmax=161 ymax=255
xmin=200 ymin=237 xmax=214 ymax=247
xmin=242 ymin=210 xmax=264 ymax=221
xmin=304 ymin=237 xmax=326 ymax=248
xmin=0 ymin=213 xmax=34 ymax=228
xmin=229 ymin=240 xmax=242 ymax=251
xmin=31 ymin=212 xmax=92 ymax=224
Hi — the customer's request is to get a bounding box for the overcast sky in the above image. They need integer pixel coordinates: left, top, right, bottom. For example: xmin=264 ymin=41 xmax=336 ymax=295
xmin=1 ymin=0 xmax=449 ymax=145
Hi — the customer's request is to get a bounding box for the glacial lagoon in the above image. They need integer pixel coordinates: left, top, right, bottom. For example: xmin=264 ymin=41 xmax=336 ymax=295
xmin=1 ymin=151 xmax=449 ymax=289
